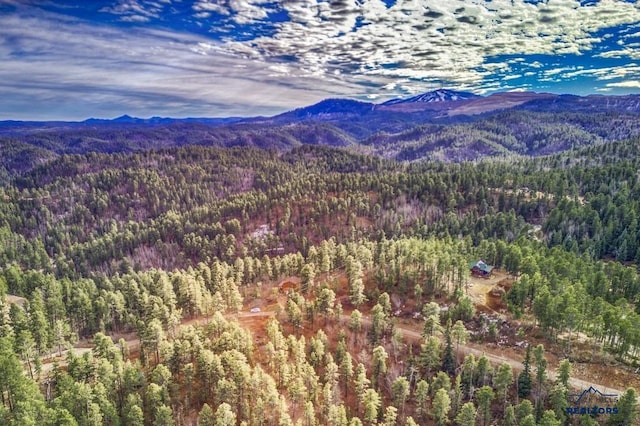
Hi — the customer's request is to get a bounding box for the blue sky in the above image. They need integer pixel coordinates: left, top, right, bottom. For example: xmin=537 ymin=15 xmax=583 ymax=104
xmin=1 ymin=0 xmax=640 ymax=120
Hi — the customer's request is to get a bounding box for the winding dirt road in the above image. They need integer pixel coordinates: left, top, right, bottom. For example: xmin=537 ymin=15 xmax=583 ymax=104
xmin=41 ymin=309 xmax=629 ymax=401
xmin=353 ymin=314 xmax=629 ymax=399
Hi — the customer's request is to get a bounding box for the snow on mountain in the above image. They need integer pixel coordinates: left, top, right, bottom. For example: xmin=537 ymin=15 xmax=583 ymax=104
xmin=382 ymin=89 xmax=482 ymax=105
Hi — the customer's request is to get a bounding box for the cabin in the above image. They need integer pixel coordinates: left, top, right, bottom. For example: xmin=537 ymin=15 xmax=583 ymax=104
xmin=469 ymin=260 xmax=493 ymax=278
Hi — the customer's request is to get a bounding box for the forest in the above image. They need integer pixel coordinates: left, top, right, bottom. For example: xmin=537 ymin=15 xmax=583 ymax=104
xmin=1 ymin=136 xmax=640 ymax=425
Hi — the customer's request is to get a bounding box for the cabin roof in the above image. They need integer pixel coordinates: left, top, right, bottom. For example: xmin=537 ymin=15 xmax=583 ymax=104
xmin=469 ymin=260 xmax=493 ymax=273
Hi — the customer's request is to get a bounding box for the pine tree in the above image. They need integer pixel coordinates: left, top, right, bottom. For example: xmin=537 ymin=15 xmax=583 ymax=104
xmin=419 ymin=336 xmax=441 ymax=376
xmin=475 ymin=355 xmax=492 ymax=387
xmin=557 ymin=359 xmax=571 ymax=388
xmin=460 ymin=353 xmax=476 ymax=400
xmin=391 ymin=376 xmax=409 ymax=416
xmin=608 ymin=388 xmax=638 ymax=425
xmin=548 ymin=383 xmax=568 ymax=423
xmin=354 ymin=363 xmax=370 ymax=416
xmin=518 ymin=344 xmax=532 ymax=398
xmin=538 ymin=410 xmax=561 ymax=426
xmin=533 ymin=344 xmax=547 ymax=418
xmin=382 ymin=406 xmax=398 ymax=426
xmin=515 ymin=399 xmax=534 ymax=423
xmin=347 ymin=256 xmax=366 ymax=307
xmin=493 ymin=362 xmax=513 ymax=408
xmin=414 ymin=379 xmax=430 ymax=421
xmin=405 ymin=417 xmax=418 ymax=426
xmin=362 ymin=388 xmax=381 ymax=425
xmin=340 ymin=352 xmax=353 ymax=396
xmin=503 ymin=405 xmax=516 ymax=426
xmin=476 ymin=385 xmax=494 ymax=426
xmin=451 ymin=320 xmax=469 ymax=367
xmin=198 ymin=403 xmax=215 ymax=426
xmin=432 ymin=388 xmax=451 ymax=426
xmin=300 ymin=263 xmax=315 ymax=294
xmin=454 ymin=402 xmax=477 ymax=426
xmin=442 ymin=319 xmax=456 ymax=375
xmin=372 ymin=345 xmax=388 ymax=390
xmin=520 ymin=414 xmax=536 ymax=426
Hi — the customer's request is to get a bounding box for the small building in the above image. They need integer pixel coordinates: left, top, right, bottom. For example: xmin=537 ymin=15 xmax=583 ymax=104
xmin=469 ymin=260 xmax=493 ymax=278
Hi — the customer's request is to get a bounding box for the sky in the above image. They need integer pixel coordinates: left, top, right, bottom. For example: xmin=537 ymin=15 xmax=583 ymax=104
xmin=1 ymin=0 xmax=640 ymax=121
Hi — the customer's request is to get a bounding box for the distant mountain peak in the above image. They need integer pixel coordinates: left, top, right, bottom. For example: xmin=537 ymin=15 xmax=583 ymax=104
xmin=382 ymin=89 xmax=482 ymax=105
xmin=279 ymin=98 xmax=376 ymax=120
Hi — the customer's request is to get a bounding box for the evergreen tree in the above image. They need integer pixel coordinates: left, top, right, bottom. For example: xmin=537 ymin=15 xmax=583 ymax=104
xmin=538 ymin=410 xmax=561 ymax=426
xmin=214 ymin=402 xmax=237 ymax=426
xmin=362 ymin=388 xmax=381 ymax=425
xmin=300 ymin=263 xmax=315 ymax=294
xmin=414 ymin=379 xmax=430 ymax=421
xmin=391 ymin=376 xmax=409 ymax=417
xmin=372 ymin=345 xmax=388 ymax=390
xmin=442 ymin=319 xmax=456 ymax=375
xmin=503 ymin=404 xmax=516 ymax=426
xmin=608 ymin=388 xmax=637 ymax=426
xmin=419 ymin=336 xmax=441 ymax=377
xmin=382 ymin=406 xmax=397 ymax=426
xmin=548 ymin=383 xmax=568 ymax=424
xmin=557 ymin=359 xmax=571 ymax=388
xmin=432 ymin=388 xmax=451 ymax=426
xmin=198 ymin=403 xmax=215 ymax=426
xmin=493 ymin=362 xmax=513 ymax=408
xmin=454 ymin=402 xmax=476 ymax=426
xmin=517 ymin=344 xmax=532 ymax=398
xmin=451 ymin=320 xmax=469 ymax=366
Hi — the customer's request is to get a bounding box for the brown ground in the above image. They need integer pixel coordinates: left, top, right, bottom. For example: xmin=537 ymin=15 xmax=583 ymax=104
xmin=38 ymin=267 xmax=640 ymax=406
xmin=465 ymin=269 xmax=640 ymax=395
xmin=6 ymin=294 xmax=27 ymax=307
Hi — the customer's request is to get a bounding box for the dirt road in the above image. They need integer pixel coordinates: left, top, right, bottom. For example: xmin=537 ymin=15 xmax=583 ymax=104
xmin=40 ymin=308 xmax=630 ymax=401
xmin=351 ymin=315 xmax=631 ymax=399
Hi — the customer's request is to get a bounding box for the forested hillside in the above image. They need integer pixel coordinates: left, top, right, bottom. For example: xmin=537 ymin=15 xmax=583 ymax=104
xmin=3 ymin=92 xmax=640 ymax=182
xmin=1 ymin=139 xmax=640 ymax=425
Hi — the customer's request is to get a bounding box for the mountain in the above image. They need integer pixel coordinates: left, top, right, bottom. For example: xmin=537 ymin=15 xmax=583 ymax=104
xmin=272 ymin=98 xmax=376 ymax=121
xmin=516 ymin=93 xmax=640 ymax=114
xmin=444 ymin=92 xmax=558 ymax=116
xmin=83 ymin=115 xmax=243 ymax=125
xmin=4 ymin=90 xmax=640 ymax=179
xmin=382 ymin=89 xmax=482 ymax=106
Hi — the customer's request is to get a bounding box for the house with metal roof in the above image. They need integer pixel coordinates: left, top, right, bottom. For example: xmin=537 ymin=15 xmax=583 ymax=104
xmin=469 ymin=260 xmax=493 ymax=278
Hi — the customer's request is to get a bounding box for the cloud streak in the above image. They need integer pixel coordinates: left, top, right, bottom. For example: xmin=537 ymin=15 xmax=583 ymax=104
xmin=0 ymin=3 xmax=367 ymax=119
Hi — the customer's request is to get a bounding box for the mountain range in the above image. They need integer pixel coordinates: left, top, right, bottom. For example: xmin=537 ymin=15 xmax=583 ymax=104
xmin=2 ymin=89 xmax=640 ymax=179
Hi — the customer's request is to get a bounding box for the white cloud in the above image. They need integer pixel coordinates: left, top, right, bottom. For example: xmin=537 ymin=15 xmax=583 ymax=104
xmin=193 ymin=1 xmax=230 ymax=15
xmin=0 ymin=5 xmax=365 ymax=120
xmin=597 ymin=48 xmax=640 ymax=60
xmin=606 ymin=80 xmax=640 ymax=88
xmin=99 ymin=0 xmax=164 ymax=22
xmin=193 ymin=0 xmax=274 ymax=24
xmin=219 ymin=0 xmax=640 ymax=93
xmin=544 ymin=66 xmax=577 ymax=77
xmin=502 ymin=74 xmax=522 ymax=81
